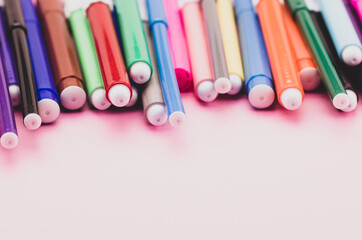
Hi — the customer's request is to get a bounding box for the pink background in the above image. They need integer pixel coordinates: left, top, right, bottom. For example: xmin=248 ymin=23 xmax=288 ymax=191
xmin=0 ymin=92 xmax=361 ymax=239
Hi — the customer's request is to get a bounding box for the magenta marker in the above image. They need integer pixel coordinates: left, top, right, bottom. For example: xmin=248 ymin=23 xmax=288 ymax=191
xmin=164 ymin=0 xmax=193 ymax=92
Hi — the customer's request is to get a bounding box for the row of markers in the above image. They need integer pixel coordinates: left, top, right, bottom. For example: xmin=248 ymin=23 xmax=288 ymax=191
xmin=0 ymin=0 xmax=362 ymax=149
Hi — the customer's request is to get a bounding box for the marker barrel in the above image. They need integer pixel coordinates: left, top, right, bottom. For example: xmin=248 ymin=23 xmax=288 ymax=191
xmin=350 ymin=0 xmax=362 ymax=23
xmin=164 ymin=0 xmax=192 ymax=92
xmin=201 ymin=0 xmax=231 ymax=94
xmin=68 ymin=7 xmax=109 ymax=110
xmin=142 ymin=21 xmax=167 ymax=124
xmin=114 ymin=0 xmax=152 ymax=83
xmin=283 ymin=4 xmax=320 ymax=91
xmin=257 ymin=0 xmax=304 ymax=109
xmin=319 ymin=0 xmax=362 ymax=66
xmin=286 ymin=0 xmax=348 ymax=108
xmin=0 ymin=7 xmax=19 ymax=106
xmin=343 ymin=0 xmax=362 ymax=42
xmin=86 ymin=2 xmax=132 ymax=106
xmin=181 ymin=2 xmax=217 ymax=102
xmin=235 ymin=0 xmax=275 ymax=109
xmin=216 ymin=0 xmax=244 ymax=94
xmin=38 ymin=0 xmax=86 ymax=111
xmin=5 ymin=0 xmax=40 ymax=128
xmin=0 ymin=47 xmax=18 ymax=149
xmin=147 ymin=0 xmax=185 ymax=126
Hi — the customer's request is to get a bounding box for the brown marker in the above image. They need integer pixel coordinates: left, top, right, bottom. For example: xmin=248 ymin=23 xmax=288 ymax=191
xmin=37 ymin=0 xmax=86 ymax=110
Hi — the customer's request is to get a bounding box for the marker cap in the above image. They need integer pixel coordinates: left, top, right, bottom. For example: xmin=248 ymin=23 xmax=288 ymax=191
xmin=91 ymin=88 xmax=111 ymax=110
xmin=38 ymin=99 xmax=60 ymax=123
xmin=9 ymin=85 xmax=21 ymax=106
xmin=60 ymin=85 xmax=87 ymax=110
xmin=299 ymin=67 xmax=321 ymax=91
xmin=280 ymin=88 xmax=303 ymax=111
xmin=228 ymin=74 xmax=243 ymax=95
xmin=169 ymin=111 xmax=186 ymax=127
xmin=341 ymin=45 xmax=362 ymax=66
xmin=108 ymin=84 xmax=131 ymax=107
xmin=126 ymin=86 xmax=139 ymax=107
xmin=196 ymin=80 xmax=218 ymax=102
xmin=342 ymin=90 xmax=358 ymax=112
xmin=248 ymin=84 xmax=275 ymax=109
xmin=24 ymin=113 xmax=42 ymax=130
xmin=84 ymin=0 xmax=113 ymax=11
xmin=1 ymin=132 xmax=18 ymax=149
xmin=214 ymin=77 xmax=232 ymax=94
xmin=146 ymin=103 xmax=168 ymax=126
xmin=129 ymin=62 xmax=151 ymax=84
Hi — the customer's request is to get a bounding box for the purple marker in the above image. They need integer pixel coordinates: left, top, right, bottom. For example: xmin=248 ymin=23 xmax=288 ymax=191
xmin=343 ymin=0 xmax=362 ymax=42
xmin=0 ymin=0 xmax=20 ymax=107
xmin=0 ymin=45 xmax=18 ymax=149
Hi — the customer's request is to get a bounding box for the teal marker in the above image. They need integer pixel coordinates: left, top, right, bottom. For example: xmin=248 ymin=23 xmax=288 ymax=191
xmin=65 ymin=0 xmax=111 ymax=110
xmin=114 ymin=0 xmax=153 ymax=84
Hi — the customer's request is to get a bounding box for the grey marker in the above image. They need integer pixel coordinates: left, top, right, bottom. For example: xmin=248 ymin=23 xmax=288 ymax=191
xmin=201 ymin=0 xmax=231 ymax=94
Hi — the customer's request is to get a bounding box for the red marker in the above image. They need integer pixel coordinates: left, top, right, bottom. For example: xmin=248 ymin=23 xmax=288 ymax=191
xmin=84 ymin=0 xmax=132 ymax=107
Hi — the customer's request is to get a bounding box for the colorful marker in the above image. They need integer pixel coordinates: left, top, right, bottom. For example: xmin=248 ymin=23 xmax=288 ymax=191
xmin=181 ymin=1 xmax=218 ymax=102
xmin=350 ymin=0 xmax=362 ymax=24
xmin=137 ymin=0 xmax=168 ymax=126
xmin=85 ymin=0 xmax=132 ymax=108
xmin=201 ymin=0 xmax=231 ymax=94
xmin=256 ymin=0 xmax=304 ymax=110
xmin=285 ymin=0 xmax=350 ymax=110
xmin=164 ymin=0 xmax=193 ymax=92
xmin=38 ymin=0 xmax=87 ymax=111
xmin=235 ymin=0 xmax=275 ymax=109
xmin=21 ymin=0 xmax=60 ymax=124
xmin=318 ymin=0 xmax=362 ymax=66
xmin=283 ymin=3 xmax=321 ymax=91
xmin=65 ymin=0 xmax=111 ymax=111
xmin=216 ymin=0 xmax=245 ymax=95
xmin=114 ymin=0 xmax=153 ymax=85
xmin=126 ymin=84 xmax=139 ymax=107
xmin=147 ymin=0 xmax=186 ymax=127
xmin=343 ymin=0 xmax=362 ymax=42
xmin=5 ymin=0 xmax=42 ymax=130
xmin=0 ymin=43 xmax=18 ymax=149
xmin=0 ymin=0 xmax=20 ymax=107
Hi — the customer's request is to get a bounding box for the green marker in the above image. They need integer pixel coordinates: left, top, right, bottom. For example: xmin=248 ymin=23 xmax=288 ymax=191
xmin=114 ymin=0 xmax=153 ymax=84
xmin=65 ymin=0 xmax=111 ymax=110
xmin=285 ymin=0 xmax=350 ymax=110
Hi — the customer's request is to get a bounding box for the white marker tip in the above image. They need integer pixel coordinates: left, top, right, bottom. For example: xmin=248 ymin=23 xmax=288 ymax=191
xmin=341 ymin=90 xmax=357 ymax=112
xmin=60 ymin=86 xmax=87 ymax=110
xmin=91 ymin=88 xmax=111 ymax=110
xmin=214 ymin=77 xmax=232 ymax=94
xmin=38 ymin=99 xmax=60 ymax=123
xmin=169 ymin=111 xmax=186 ymax=127
xmin=146 ymin=103 xmax=168 ymax=126
xmin=333 ymin=93 xmax=351 ymax=110
xmin=24 ymin=113 xmax=42 ymax=130
xmin=130 ymin=62 xmax=151 ymax=84
xmin=280 ymin=88 xmax=303 ymax=111
xmin=9 ymin=85 xmax=21 ymax=106
xmin=300 ymin=67 xmax=321 ymax=91
xmin=126 ymin=86 xmax=139 ymax=107
xmin=108 ymin=84 xmax=131 ymax=107
xmin=196 ymin=80 xmax=218 ymax=102
xmin=228 ymin=74 xmax=243 ymax=95
xmin=1 ymin=132 xmax=18 ymax=149
xmin=342 ymin=45 xmax=362 ymax=66
xmin=248 ymin=84 xmax=275 ymax=109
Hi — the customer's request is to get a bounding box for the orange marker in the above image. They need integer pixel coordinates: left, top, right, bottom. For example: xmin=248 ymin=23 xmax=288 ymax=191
xmin=256 ymin=0 xmax=304 ymax=110
xmin=283 ymin=4 xmax=321 ymax=91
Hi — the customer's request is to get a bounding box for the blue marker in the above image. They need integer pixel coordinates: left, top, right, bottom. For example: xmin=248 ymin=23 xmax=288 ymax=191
xmin=0 ymin=1 xmax=20 ymax=106
xmin=235 ymin=0 xmax=275 ymax=109
xmin=146 ymin=0 xmax=185 ymax=127
xmin=318 ymin=0 xmax=362 ymax=66
xmin=20 ymin=0 xmax=60 ymax=123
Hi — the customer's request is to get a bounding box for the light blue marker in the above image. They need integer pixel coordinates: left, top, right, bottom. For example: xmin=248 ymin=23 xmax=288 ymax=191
xmin=318 ymin=0 xmax=362 ymax=66
xmin=146 ymin=0 xmax=185 ymax=127
xmin=235 ymin=0 xmax=275 ymax=109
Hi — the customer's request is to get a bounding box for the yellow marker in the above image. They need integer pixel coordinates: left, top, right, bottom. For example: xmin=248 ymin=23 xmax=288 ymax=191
xmin=217 ymin=0 xmax=245 ymax=95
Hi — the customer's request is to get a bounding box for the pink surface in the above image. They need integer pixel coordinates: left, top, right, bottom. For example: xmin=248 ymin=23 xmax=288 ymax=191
xmin=0 ymin=92 xmax=362 ymax=239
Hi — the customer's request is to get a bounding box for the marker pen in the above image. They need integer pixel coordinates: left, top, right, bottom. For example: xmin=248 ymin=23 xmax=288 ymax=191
xmin=234 ymin=0 xmax=275 ymax=109
xmin=283 ymin=3 xmax=320 ymax=91
xmin=5 ymin=0 xmax=41 ymax=130
xmin=201 ymin=0 xmax=231 ymax=94
xmin=125 ymin=84 xmax=139 ymax=107
xmin=216 ymin=0 xmax=244 ymax=95
xmin=311 ymin=10 xmax=358 ymax=112
xmin=38 ymin=0 xmax=86 ymax=111
xmin=256 ymin=0 xmax=304 ymax=110
xmin=147 ymin=0 xmax=186 ymax=127
xmin=343 ymin=0 xmax=362 ymax=42
xmin=20 ymin=0 xmax=60 ymax=124
xmin=164 ymin=0 xmax=193 ymax=92
xmin=85 ymin=0 xmax=132 ymax=108
xmin=350 ymin=0 xmax=362 ymax=24
xmin=114 ymin=0 xmax=153 ymax=85
xmin=318 ymin=0 xmax=362 ymax=66
xmin=285 ymin=0 xmax=350 ymax=110
xmin=0 ymin=45 xmax=18 ymax=149
xmin=65 ymin=0 xmax=110 ymax=111
xmin=137 ymin=0 xmax=168 ymax=126
xmin=181 ymin=1 xmax=218 ymax=102
xmin=0 ymin=0 xmax=20 ymax=107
